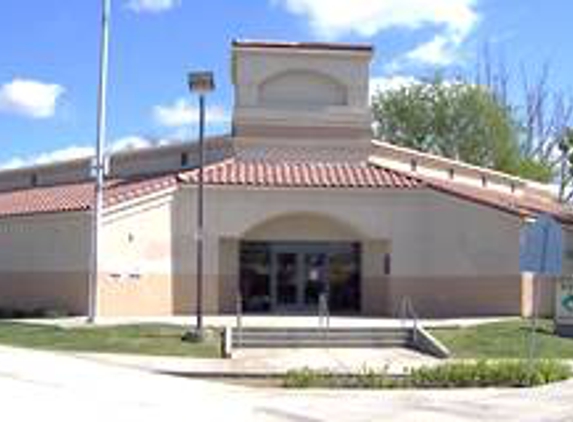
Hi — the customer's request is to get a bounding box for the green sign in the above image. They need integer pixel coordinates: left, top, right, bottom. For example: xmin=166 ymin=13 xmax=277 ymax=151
xmin=562 ymin=294 xmax=573 ymax=313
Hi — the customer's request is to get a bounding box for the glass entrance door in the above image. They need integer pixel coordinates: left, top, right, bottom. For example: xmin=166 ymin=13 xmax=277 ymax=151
xmin=303 ymin=252 xmax=328 ymax=307
xmin=241 ymin=241 xmax=361 ymax=314
xmin=274 ymin=252 xmax=300 ymax=310
xmin=271 ymin=248 xmax=329 ymax=313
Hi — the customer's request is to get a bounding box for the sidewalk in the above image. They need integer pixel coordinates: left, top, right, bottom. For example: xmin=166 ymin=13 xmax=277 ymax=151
xmin=76 ymin=347 xmax=439 ymax=378
xmin=20 ymin=315 xmax=515 ymax=329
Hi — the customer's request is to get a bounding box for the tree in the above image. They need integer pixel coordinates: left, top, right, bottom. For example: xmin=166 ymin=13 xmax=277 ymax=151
xmin=557 ymin=127 xmax=573 ymax=200
xmin=473 ymin=46 xmax=572 ymax=188
xmin=372 ymin=77 xmax=526 ymax=176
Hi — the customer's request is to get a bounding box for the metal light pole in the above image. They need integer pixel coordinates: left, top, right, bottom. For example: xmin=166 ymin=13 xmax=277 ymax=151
xmin=88 ymin=0 xmax=111 ymax=323
xmin=185 ymin=71 xmax=215 ymax=341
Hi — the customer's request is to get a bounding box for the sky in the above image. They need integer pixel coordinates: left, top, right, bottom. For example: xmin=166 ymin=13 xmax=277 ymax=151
xmin=0 ymin=0 xmax=572 ymax=169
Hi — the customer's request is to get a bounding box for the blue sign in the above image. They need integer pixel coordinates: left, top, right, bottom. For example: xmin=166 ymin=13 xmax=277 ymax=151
xmin=520 ymin=214 xmax=563 ymax=275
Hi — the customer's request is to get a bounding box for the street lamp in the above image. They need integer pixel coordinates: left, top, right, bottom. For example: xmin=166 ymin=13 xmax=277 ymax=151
xmin=184 ymin=71 xmax=215 ymax=341
xmin=88 ymin=0 xmax=111 ymax=324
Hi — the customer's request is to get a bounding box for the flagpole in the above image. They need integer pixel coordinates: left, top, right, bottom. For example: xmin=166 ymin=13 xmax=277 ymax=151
xmin=88 ymin=0 xmax=111 ymax=323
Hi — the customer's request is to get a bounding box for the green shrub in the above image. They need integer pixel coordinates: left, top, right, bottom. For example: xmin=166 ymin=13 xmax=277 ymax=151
xmin=41 ymin=308 xmax=69 ymax=319
xmin=282 ymin=360 xmax=570 ymax=389
xmin=0 ymin=307 xmax=69 ymax=320
xmin=283 ymin=367 xmax=404 ymax=389
xmin=403 ymin=360 xmax=569 ymax=388
xmin=0 ymin=308 xmax=14 ymax=319
xmin=283 ymin=368 xmax=330 ymax=388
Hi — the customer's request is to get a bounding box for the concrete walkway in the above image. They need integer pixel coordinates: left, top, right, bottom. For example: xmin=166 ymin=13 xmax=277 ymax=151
xmin=21 ymin=315 xmax=514 ymax=329
xmin=2 ymin=345 xmax=573 ymax=421
xmin=78 ymin=347 xmax=439 ymax=377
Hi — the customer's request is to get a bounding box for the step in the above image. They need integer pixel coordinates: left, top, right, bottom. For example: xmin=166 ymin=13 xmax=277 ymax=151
xmin=232 ymin=334 xmax=411 ymax=343
xmin=233 ymin=339 xmax=412 ymax=348
xmin=232 ymin=329 xmax=412 ymax=337
xmin=232 ymin=327 xmax=411 ymax=333
xmin=232 ymin=330 xmax=412 ymax=337
xmin=231 ymin=327 xmax=414 ymax=349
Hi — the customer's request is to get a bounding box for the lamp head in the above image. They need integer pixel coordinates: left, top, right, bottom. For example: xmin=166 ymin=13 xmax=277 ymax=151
xmin=188 ymin=71 xmax=215 ymax=94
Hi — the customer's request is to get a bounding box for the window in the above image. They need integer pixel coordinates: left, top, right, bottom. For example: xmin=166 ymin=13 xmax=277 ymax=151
xmin=410 ymin=159 xmax=418 ymax=172
xmin=384 ymin=253 xmax=391 ymax=275
xmin=180 ymin=152 xmax=189 ymax=168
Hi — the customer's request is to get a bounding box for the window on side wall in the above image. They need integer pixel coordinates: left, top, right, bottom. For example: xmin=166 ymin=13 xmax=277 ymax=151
xmin=181 ymin=152 xmax=190 ymax=168
xmin=384 ymin=253 xmax=391 ymax=275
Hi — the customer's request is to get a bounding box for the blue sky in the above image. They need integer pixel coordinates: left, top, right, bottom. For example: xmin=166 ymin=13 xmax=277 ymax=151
xmin=0 ymin=0 xmax=572 ymax=168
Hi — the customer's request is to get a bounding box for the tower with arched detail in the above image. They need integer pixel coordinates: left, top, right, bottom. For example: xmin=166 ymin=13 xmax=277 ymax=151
xmin=231 ymin=40 xmax=374 ymax=147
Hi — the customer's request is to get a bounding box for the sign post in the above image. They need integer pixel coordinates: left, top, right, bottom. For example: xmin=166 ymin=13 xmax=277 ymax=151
xmin=519 ymin=214 xmax=563 ymax=365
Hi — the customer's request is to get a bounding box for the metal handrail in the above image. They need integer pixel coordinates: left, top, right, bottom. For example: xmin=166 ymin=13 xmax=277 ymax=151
xmin=236 ymin=292 xmax=243 ymax=347
xmin=396 ymin=296 xmax=419 ymax=342
xmin=318 ymin=292 xmax=330 ymax=332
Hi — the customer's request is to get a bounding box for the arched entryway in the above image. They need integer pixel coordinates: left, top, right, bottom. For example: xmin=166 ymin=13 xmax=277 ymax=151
xmin=239 ymin=213 xmax=363 ymax=314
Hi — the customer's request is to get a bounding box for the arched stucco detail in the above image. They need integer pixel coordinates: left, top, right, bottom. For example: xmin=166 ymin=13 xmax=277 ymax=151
xmin=241 ymin=212 xmax=364 ymax=241
xmin=258 ymin=70 xmax=347 ymax=108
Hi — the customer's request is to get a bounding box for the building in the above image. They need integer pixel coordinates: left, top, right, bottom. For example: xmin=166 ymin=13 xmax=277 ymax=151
xmin=0 ymin=40 xmax=571 ymax=318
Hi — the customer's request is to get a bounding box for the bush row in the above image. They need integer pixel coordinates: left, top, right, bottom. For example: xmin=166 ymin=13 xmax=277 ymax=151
xmin=283 ymin=360 xmax=571 ymax=389
xmin=0 ymin=307 xmax=69 ymax=319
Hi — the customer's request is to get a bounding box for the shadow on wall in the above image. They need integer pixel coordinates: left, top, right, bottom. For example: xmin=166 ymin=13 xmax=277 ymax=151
xmin=386 ymin=275 xmax=555 ymax=319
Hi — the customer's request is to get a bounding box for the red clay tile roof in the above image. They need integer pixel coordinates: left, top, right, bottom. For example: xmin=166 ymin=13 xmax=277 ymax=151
xmin=0 ymin=174 xmax=177 ymax=219
xmin=180 ymin=145 xmax=421 ymax=189
xmin=0 ymin=182 xmax=92 ymax=218
xmin=181 ymin=159 xmax=420 ymax=189
xmin=178 ymin=144 xmax=573 ymax=223
xmin=412 ymin=172 xmax=573 ymax=223
xmin=104 ymin=175 xmax=177 ymax=207
xmin=0 ymin=142 xmax=571 ymax=224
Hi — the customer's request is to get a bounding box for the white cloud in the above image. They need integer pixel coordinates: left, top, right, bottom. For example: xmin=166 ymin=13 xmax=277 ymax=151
xmin=0 ymin=157 xmax=27 ymax=170
xmin=370 ymin=75 xmax=419 ymax=98
xmin=108 ymin=135 xmax=152 ymax=153
xmin=0 ymin=136 xmax=156 ymax=170
xmin=34 ymin=145 xmax=93 ymax=165
xmin=274 ymin=0 xmax=479 ymax=66
xmin=0 ymin=145 xmax=92 ymax=170
xmin=404 ymin=35 xmax=456 ymax=66
xmin=0 ymin=79 xmax=64 ymax=119
xmin=126 ymin=0 xmax=181 ymax=13
xmin=153 ymin=98 xmax=230 ymax=128
xmin=275 ymin=0 xmax=478 ymax=38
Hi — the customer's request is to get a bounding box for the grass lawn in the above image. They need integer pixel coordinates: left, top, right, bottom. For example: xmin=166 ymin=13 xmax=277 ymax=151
xmin=431 ymin=318 xmax=573 ymax=359
xmin=0 ymin=322 xmax=222 ymax=358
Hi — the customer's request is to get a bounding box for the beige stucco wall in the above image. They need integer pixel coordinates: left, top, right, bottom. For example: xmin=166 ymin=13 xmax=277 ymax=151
xmin=232 ymin=46 xmax=372 ymax=143
xmin=0 ymin=182 xmax=541 ymax=318
xmin=234 ymin=48 xmax=371 ymax=110
xmin=384 ymin=276 xmax=523 ymax=318
xmin=0 ymin=212 xmax=90 ymax=314
xmin=172 ymin=185 xmax=523 ymax=316
xmin=98 ymin=194 xmax=174 ymax=316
